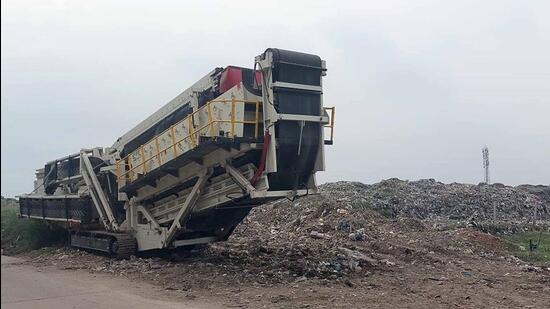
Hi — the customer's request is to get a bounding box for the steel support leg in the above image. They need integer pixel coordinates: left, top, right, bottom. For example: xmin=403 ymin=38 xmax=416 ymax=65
xmin=164 ymin=169 xmax=212 ymax=247
xmin=80 ymin=150 xmax=119 ymax=231
xmin=223 ymin=162 xmax=257 ymax=194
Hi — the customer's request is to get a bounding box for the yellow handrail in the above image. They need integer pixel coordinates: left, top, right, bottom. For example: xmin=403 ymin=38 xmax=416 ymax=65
xmin=116 ymin=99 xmax=262 ymax=181
xmin=324 ymin=106 xmax=335 ymax=143
xmin=116 ymin=101 xmax=335 ymax=182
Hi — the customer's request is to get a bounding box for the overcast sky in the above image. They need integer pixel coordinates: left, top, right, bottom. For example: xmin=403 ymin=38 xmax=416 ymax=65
xmin=2 ymin=0 xmax=549 ymax=196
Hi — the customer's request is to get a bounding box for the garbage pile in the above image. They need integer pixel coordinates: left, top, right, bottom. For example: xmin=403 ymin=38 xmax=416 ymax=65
xmin=318 ymin=179 xmax=549 ymax=222
xmin=21 ymin=179 xmax=549 ymax=287
xmin=20 ymin=179 xmax=550 ymax=309
xmin=517 ymin=184 xmax=550 ymax=206
xmin=27 ymin=193 xmax=480 ymax=283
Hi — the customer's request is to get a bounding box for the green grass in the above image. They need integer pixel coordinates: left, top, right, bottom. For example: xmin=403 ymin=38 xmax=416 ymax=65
xmin=1 ymin=196 xmax=18 ymax=210
xmin=1 ymin=208 xmax=67 ymax=254
xmin=503 ymin=231 xmax=550 ymax=266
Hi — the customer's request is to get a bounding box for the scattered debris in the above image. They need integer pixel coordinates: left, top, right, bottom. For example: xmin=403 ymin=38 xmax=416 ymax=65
xmin=339 ymin=247 xmax=378 ymax=267
xmin=10 ymin=179 xmax=550 ymax=308
xmin=309 ymin=231 xmax=331 ymax=240
xmin=348 ymin=228 xmax=366 ymax=241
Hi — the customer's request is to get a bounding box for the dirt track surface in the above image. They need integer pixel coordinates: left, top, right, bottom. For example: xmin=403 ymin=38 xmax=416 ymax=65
xmin=1 ymin=255 xmax=220 ymax=309
xmin=18 ymin=190 xmax=550 ymax=309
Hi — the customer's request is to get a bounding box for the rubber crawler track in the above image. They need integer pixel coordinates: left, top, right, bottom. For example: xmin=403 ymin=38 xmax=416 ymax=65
xmin=72 ymin=230 xmax=137 ymax=259
xmin=105 ymin=232 xmax=137 ymax=259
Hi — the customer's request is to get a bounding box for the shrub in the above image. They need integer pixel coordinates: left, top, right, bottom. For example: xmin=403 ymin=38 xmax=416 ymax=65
xmin=1 ymin=208 xmax=67 ymax=254
xmin=503 ymin=230 xmax=550 ymax=266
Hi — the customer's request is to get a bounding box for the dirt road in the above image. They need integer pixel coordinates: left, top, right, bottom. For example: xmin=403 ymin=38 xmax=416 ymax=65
xmin=1 ymin=255 xmax=221 ymax=309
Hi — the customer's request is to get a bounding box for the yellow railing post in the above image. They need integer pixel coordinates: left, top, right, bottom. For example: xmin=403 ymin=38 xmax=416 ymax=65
xmin=140 ymin=146 xmax=146 ymax=175
xmin=230 ymin=98 xmax=235 ymax=137
xmin=128 ymin=158 xmax=133 ymax=180
xmin=154 ymin=137 xmax=162 ymax=166
xmin=188 ymin=117 xmax=196 ymax=147
xmin=170 ymin=125 xmax=177 ymax=159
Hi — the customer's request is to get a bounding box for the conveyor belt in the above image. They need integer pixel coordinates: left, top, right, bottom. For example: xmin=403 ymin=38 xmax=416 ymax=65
xmin=264 ymin=48 xmax=323 ymax=190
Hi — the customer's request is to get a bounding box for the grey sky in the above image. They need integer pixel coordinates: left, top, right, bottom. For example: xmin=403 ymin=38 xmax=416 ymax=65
xmin=2 ymin=0 xmax=549 ymax=197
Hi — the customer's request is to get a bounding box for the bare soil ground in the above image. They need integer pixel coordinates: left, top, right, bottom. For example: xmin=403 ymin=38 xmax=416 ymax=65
xmin=19 ymin=189 xmax=550 ymax=308
xmin=1 ymin=255 xmax=222 ymax=309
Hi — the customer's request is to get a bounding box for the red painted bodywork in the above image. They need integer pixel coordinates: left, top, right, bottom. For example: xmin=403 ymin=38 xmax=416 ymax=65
xmin=219 ymin=66 xmax=262 ymax=94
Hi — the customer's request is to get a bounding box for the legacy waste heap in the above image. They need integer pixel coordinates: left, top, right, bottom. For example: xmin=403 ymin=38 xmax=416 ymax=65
xmin=18 ymin=48 xmax=335 ymax=257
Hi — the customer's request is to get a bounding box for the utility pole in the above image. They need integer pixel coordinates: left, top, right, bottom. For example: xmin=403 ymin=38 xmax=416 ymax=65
xmin=482 ymin=146 xmax=496 ymax=221
xmin=482 ymin=146 xmax=490 ymax=184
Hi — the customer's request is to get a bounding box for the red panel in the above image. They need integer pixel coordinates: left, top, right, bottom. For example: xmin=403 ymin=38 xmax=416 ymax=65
xmin=220 ymin=66 xmax=263 ymax=94
xmin=220 ymin=66 xmax=242 ymax=93
xmin=254 ymin=71 xmax=263 ymax=87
